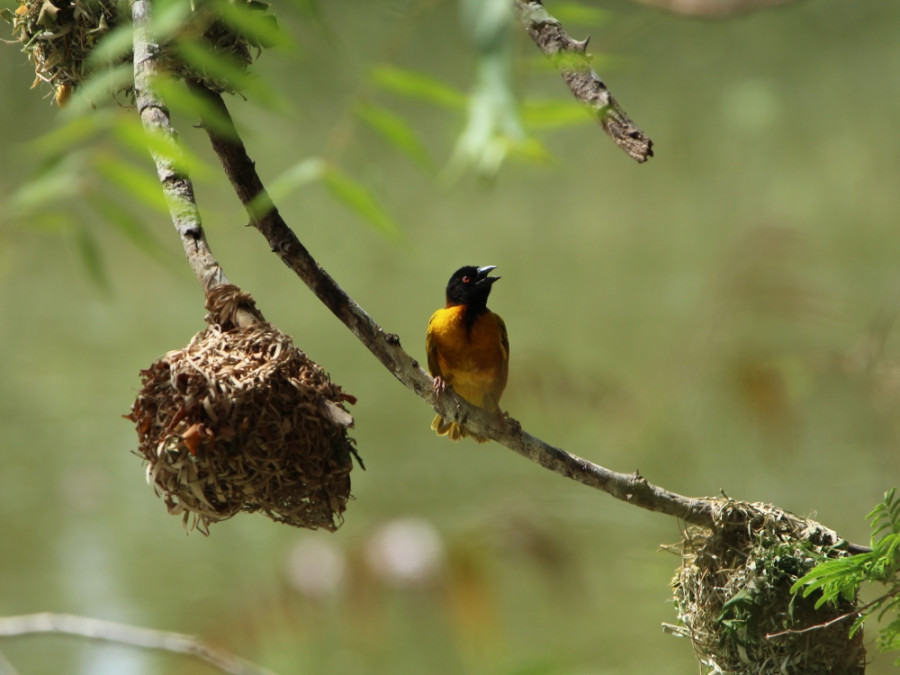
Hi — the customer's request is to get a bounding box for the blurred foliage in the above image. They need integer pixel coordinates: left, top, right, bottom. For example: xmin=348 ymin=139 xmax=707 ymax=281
xmin=3 ymin=0 xmax=600 ymax=286
xmin=2 ymin=0 xmax=900 ymax=674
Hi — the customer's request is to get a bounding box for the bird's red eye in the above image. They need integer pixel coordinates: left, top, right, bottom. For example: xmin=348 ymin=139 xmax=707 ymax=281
xmin=462 ymin=275 xmax=471 ymax=283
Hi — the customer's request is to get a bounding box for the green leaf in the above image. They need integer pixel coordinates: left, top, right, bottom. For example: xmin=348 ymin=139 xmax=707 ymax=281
xmin=94 ymin=155 xmax=169 ymax=214
xmin=507 ymin=136 xmax=554 ymax=164
xmin=261 ymin=157 xmax=326 ymax=212
xmin=322 ymin=165 xmax=401 ymax=239
xmin=151 ymin=76 xmax=238 ymax=139
xmin=522 ymin=99 xmax=591 ymax=130
xmin=29 ymin=112 xmax=113 ymax=155
xmin=73 ymin=224 xmax=110 ymax=291
xmin=9 ymin=154 xmax=89 ymax=216
xmin=209 ymin=0 xmax=288 ymax=50
xmin=371 ymin=65 xmax=466 ymax=109
xmin=112 ymin=116 xmax=211 ymax=179
xmin=85 ymin=23 xmax=134 ymax=67
xmin=356 ymin=102 xmax=433 ymax=171
xmin=550 ymin=3 xmax=611 ymax=27
xmin=251 ymin=159 xmax=400 ymax=237
xmin=174 ymin=39 xmax=288 ymax=112
xmin=87 ymin=195 xmax=175 ymax=268
xmin=174 ymin=39 xmax=253 ymax=89
xmin=67 ymin=63 xmax=135 ymax=114
xmin=149 ymin=0 xmax=194 ymax=42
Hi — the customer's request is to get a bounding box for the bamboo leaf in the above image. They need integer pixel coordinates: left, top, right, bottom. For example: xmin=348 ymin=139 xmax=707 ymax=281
xmin=85 ymin=23 xmax=134 ymax=67
xmin=29 ymin=112 xmax=113 ymax=155
xmin=87 ymin=195 xmax=175 ymax=267
xmin=174 ymin=39 xmax=287 ymax=112
xmin=9 ymin=154 xmax=88 ymax=216
xmin=151 ymin=77 xmax=237 ymax=139
xmin=150 ymin=0 xmax=194 ymax=41
xmin=261 ymin=157 xmax=326 ymax=212
xmin=550 ymin=3 xmax=610 ymax=27
xmin=356 ymin=102 xmax=433 ymax=171
xmin=371 ymin=65 xmax=466 ymax=109
xmin=112 ymin=116 xmax=211 ymax=179
xmin=67 ymin=63 xmax=135 ymax=114
xmin=209 ymin=0 xmax=289 ymax=50
xmin=522 ymin=99 xmax=591 ymax=130
xmin=94 ymin=155 xmax=168 ymax=213
xmin=322 ymin=165 xmax=401 ymax=239
xmin=73 ymin=224 xmax=110 ymax=291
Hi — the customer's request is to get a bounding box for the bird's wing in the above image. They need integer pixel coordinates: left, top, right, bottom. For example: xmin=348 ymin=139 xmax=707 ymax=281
xmin=425 ymin=310 xmax=443 ymax=378
xmin=492 ymin=312 xmax=510 ymax=401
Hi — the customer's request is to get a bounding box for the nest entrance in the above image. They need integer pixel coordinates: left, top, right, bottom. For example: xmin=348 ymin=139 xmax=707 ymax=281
xmin=671 ymin=499 xmax=865 ymax=674
xmin=128 ymin=286 xmax=359 ymax=534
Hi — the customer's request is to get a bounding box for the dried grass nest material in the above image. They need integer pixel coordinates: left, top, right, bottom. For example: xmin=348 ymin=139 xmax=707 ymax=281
xmin=5 ymin=0 xmax=273 ymax=106
xmin=671 ymin=499 xmax=865 ymax=675
xmin=127 ymin=287 xmax=359 ymax=534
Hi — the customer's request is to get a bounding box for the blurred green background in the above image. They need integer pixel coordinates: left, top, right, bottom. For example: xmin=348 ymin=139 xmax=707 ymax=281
xmin=2 ymin=0 xmax=900 ymax=673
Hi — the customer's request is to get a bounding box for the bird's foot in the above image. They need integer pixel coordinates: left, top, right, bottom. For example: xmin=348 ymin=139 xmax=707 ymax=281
xmin=432 ymin=376 xmax=447 ymax=397
xmin=503 ymin=413 xmax=521 ymax=433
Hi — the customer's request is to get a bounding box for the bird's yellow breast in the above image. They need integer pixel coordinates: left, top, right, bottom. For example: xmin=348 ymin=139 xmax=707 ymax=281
xmin=426 ymin=305 xmax=508 ymax=413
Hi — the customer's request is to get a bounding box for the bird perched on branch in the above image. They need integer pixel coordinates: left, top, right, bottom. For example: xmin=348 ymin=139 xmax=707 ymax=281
xmin=426 ymin=265 xmax=509 ymax=442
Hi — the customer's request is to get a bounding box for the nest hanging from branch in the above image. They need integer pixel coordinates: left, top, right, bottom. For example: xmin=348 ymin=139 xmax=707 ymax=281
xmin=671 ymin=499 xmax=865 ymax=674
xmin=5 ymin=0 xmax=275 ymax=106
xmin=127 ymin=285 xmax=359 ymax=534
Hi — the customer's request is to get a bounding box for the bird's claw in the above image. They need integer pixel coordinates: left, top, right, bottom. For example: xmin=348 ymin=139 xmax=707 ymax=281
xmin=432 ymin=376 xmax=446 ymax=397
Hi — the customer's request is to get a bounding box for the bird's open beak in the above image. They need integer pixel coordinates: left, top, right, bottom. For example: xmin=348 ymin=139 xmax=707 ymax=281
xmin=476 ymin=265 xmax=500 ymax=284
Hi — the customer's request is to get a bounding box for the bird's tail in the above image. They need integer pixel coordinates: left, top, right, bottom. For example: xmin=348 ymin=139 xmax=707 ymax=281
xmin=431 ymin=414 xmax=489 ymax=444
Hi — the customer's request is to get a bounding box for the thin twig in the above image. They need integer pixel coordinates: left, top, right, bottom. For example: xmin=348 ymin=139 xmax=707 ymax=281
xmin=765 ymin=586 xmax=900 ymax=640
xmin=132 ymin=0 xmax=227 ymax=293
xmin=764 ymin=609 xmax=858 ymax=639
xmin=0 ymin=613 xmax=274 ymax=675
xmin=182 ymin=83 xmax=878 ymax=554
xmin=514 ymin=0 xmax=653 ymax=163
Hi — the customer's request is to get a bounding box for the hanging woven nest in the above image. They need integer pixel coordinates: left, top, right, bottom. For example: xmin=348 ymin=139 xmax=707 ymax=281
xmin=670 ymin=499 xmax=865 ymax=674
xmin=5 ymin=0 xmax=274 ymax=106
xmin=127 ymin=285 xmax=360 ymax=534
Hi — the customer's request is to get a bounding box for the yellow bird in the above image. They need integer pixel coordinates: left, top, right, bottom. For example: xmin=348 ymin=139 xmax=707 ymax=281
xmin=426 ymin=265 xmax=509 ymax=442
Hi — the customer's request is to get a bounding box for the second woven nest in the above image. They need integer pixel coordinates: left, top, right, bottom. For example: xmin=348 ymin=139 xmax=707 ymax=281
xmin=672 ymin=499 xmax=865 ymax=674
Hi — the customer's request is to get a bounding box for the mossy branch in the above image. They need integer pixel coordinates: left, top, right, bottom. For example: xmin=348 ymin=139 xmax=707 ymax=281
xmin=132 ymin=0 xmax=227 ymax=293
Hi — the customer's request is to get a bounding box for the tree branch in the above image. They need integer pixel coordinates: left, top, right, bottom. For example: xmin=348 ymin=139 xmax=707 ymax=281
xmin=514 ymin=0 xmax=653 ymax=163
xmin=132 ymin=0 xmax=226 ymax=293
xmin=0 ymin=613 xmax=274 ymax=675
xmin=183 ymin=83 xmax=874 ymax=555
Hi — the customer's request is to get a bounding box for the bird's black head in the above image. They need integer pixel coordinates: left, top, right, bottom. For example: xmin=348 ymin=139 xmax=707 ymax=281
xmin=445 ymin=265 xmax=500 ymax=309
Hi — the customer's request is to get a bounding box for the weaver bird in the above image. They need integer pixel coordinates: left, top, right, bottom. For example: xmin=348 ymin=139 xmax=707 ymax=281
xmin=426 ymin=265 xmax=509 ymax=442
